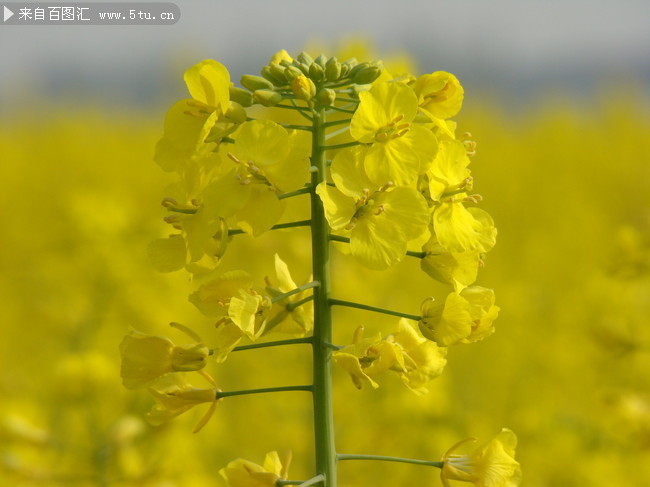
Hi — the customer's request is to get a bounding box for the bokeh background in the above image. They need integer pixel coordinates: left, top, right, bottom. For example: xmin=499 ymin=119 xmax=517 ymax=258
xmin=1 ymin=1 xmax=649 ymax=486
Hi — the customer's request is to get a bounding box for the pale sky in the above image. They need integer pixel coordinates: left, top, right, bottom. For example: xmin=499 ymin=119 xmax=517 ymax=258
xmin=1 ymin=0 xmax=649 ymax=109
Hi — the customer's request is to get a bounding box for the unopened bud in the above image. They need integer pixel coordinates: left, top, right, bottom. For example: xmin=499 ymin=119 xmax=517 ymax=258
xmin=291 ymin=75 xmax=316 ymax=101
xmin=348 ymin=62 xmax=370 ymax=79
xmin=309 ymin=63 xmax=325 ymax=83
xmin=316 ymin=88 xmax=336 ymax=106
xmin=314 ymin=53 xmax=327 ymax=68
xmin=296 ymin=52 xmax=314 ymax=66
xmin=240 ymin=75 xmax=274 ymax=92
xmin=229 ymin=86 xmax=254 ymax=107
xmin=269 ymin=63 xmax=288 ymax=83
xmin=253 ymin=89 xmax=283 ymax=107
xmin=269 ymin=49 xmax=293 ymax=65
xmin=284 ymin=66 xmax=303 ymax=82
xmin=261 ymin=66 xmax=284 ymax=86
xmin=325 ymin=57 xmax=342 ymax=81
xmin=353 ymin=66 xmax=382 ymax=85
xmin=225 ymin=102 xmax=247 ymax=124
xmin=296 ymin=62 xmax=311 ymax=76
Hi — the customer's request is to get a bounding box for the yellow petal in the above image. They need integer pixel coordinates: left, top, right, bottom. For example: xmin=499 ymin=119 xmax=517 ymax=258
xmin=184 ymin=59 xmax=230 ymax=114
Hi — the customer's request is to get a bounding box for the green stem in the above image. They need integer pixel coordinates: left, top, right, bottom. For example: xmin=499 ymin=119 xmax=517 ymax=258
xmin=336 ymin=454 xmax=443 ymax=469
xmin=279 ymin=123 xmax=313 ymax=131
xmin=325 ymin=105 xmax=355 ymax=114
xmin=228 ymin=220 xmax=311 ymax=236
xmin=310 ymin=107 xmax=338 ymax=487
xmin=279 ymin=187 xmax=313 ymax=200
xmin=231 ymin=337 xmax=313 ymax=352
xmin=329 ymin=299 xmax=421 ymax=322
xmin=334 ymin=97 xmax=360 ymax=104
xmin=286 ymin=294 xmax=315 ymax=311
xmin=329 ymin=235 xmax=427 ymax=259
xmin=277 ymin=475 xmax=325 ymax=487
xmin=271 ymin=281 xmax=321 ymax=304
xmin=322 ymin=141 xmax=360 ymax=151
xmin=216 ymin=385 xmax=313 ymax=399
xmin=323 ymin=119 xmax=352 ymax=128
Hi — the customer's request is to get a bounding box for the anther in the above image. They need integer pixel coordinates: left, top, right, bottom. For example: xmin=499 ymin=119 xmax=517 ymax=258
xmin=227 ymin=152 xmax=241 ymax=164
xmin=161 ymin=197 xmax=178 ymax=208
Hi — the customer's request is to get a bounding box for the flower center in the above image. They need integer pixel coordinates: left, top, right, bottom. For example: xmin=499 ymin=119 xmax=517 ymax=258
xmin=374 ymin=114 xmax=410 ymax=142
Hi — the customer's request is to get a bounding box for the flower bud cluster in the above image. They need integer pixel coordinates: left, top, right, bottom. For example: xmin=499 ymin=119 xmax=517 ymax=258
xmin=237 ymin=50 xmax=383 ymax=107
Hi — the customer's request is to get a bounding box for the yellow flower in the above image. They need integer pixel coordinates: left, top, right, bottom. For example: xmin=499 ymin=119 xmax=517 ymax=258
xmin=350 ymin=81 xmax=438 ymax=185
xmin=333 ymin=327 xmax=404 ymax=390
xmin=440 ymin=429 xmax=521 ymax=487
xmin=316 ymin=146 xmax=429 ymax=269
xmin=433 ymin=203 xmax=496 ymax=254
xmin=264 ymin=254 xmax=314 ymax=336
xmin=202 ymin=120 xmax=310 ymax=236
xmin=389 ymin=319 xmax=447 ymax=395
xmin=146 ymin=373 xmax=220 ymax=433
xmin=419 ymin=286 xmax=500 ymax=346
xmin=183 ymin=59 xmax=231 ymax=116
xmin=220 ymin=451 xmax=291 ymax=487
xmin=413 ymin=71 xmax=464 ymax=120
xmin=420 ymin=233 xmax=481 ymax=291
xmin=189 ymin=271 xmax=271 ymax=361
xmin=119 ymin=325 xmax=209 ymax=390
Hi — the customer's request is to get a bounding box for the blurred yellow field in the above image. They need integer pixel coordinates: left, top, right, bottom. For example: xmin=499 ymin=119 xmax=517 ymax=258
xmin=1 ymin=76 xmax=649 ymax=486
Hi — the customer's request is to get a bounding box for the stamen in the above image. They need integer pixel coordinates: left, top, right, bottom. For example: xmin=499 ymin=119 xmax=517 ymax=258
xmin=227 ymin=152 xmax=241 ymax=164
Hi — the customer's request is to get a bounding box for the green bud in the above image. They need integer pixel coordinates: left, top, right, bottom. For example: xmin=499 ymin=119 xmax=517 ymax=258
xmin=309 ymin=63 xmax=325 ymax=83
xmin=314 ymin=54 xmax=327 ymax=68
xmin=296 ymin=62 xmax=311 ymax=76
xmin=229 ymin=86 xmax=254 ymax=107
xmin=261 ymin=66 xmax=284 ymax=86
xmin=269 ymin=63 xmax=288 ymax=83
xmin=352 ymin=66 xmax=382 ymax=84
xmin=348 ymin=62 xmax=369 ymax=79
xmin=342 ymin=58 xmax=359 ymax=69
xmin=316 ymin=88 xmax=336 ymax=106
xmin=325 ymin=57 xmax=342 ymax=81
xmin=284 ymin=66 xmax=303 ymax=82
xmin=296 ymin=51 xmax=314 ymax=66
xmin=225 ymin=101 xmax=248 ymax=123
xmin=240 ymin=75 xmax=274 ymax=92
xmin=253 ymin=89 xmax=283 ymax=107
xmin=340 ymin=63 xmax=351 ymax=77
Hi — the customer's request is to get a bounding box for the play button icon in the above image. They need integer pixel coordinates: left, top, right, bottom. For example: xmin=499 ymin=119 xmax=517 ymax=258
xmin=3 ymin=5 xmax=14 ymax=22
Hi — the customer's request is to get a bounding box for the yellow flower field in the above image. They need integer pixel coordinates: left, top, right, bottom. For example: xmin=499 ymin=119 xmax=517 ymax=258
xmin=1 ymin=83 xmax=648 ymax=486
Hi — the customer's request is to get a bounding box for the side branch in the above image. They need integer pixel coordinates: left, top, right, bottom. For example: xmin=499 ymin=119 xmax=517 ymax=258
xmin=229 ymin=220 xmax=312 ymax=236
xmin=329 ymin=298 xmax=421 ymax=322
xmin=271 ymin=281 xmax=321 ymax=304
xmin=279 ymin=187 xmax=313 ymax=200
xmin=329 ymin=234 xmax=427 ymax=259
xmin=216 ymin=385 xmax=313 ymax=400
xmin=277 ymin=474 xmax=325 ymax=486
xmin=336 ymin=454 xmax=443 ymax=469
xmin=231 ymin=337 xmax=313 ymax=352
